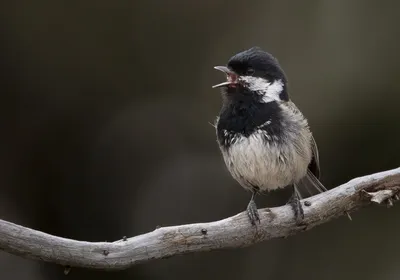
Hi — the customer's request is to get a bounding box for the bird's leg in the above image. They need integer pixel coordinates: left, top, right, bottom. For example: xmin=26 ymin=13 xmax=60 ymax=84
xmin=288 ymin=184 xmax=304 ymax=224
xmin=247 ymin=190 xmax=260 ymax=225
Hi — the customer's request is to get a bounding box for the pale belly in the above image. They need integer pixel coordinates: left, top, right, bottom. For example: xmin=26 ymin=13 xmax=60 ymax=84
xmin=220 ymin=131 xmax=312 ymax=191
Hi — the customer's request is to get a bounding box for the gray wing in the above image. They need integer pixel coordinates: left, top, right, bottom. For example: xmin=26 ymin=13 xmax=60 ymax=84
xmin=297 ymin=135 xmax=327 ymax=197
xmin=284 ymin=101 xmax=327 ymax=196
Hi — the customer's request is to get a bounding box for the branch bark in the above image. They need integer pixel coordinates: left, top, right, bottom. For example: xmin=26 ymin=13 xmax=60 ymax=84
xmin=1 ymin=167 xmax=400 ymax=270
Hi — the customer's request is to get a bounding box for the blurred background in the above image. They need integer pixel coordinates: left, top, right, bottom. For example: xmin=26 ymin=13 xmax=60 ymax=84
xmin=0 ymin=0 xmax=399 ymax=279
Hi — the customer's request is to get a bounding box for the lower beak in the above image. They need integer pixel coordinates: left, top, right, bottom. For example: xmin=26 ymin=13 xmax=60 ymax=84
xmin=212 ymin=66 xmax=238 ymax=88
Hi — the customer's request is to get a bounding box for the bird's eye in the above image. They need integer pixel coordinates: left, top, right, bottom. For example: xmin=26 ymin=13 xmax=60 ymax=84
xmin=246 ymin=68 xmax=255 ymax=75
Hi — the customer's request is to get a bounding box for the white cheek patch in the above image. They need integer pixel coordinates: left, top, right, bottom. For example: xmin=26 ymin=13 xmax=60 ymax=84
xmin=240 ymin=76 xmax=284 ymax=103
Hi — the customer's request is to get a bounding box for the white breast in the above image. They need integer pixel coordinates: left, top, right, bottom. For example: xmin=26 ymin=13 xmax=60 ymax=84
xmin=220 ymin=129 xmax=312 ymax=192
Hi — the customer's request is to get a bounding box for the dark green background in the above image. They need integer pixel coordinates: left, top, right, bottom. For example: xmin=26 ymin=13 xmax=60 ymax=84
xmin=0 ymin=1 xmax=399 ymax=279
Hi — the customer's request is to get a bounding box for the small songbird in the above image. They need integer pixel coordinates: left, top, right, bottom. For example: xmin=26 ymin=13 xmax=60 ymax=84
xmin=212 ymin=47 xmax=326 ymax=225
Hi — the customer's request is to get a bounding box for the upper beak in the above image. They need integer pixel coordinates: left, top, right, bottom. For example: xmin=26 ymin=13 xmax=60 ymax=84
xmin=212 ymin=66 xmax=238 ymax=88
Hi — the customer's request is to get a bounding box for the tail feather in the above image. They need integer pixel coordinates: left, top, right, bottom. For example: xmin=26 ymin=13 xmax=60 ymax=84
xmin=296 ymin=169 xmax=328 ymax=199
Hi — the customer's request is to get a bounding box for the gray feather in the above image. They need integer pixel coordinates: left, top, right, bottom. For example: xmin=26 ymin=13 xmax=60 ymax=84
xmin=296 ymin=135 xmax=327 ymax=198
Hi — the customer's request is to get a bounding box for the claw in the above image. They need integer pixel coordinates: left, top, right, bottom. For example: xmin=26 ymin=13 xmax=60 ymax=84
xmin=289 ymin=185 xmax=304 ymax=224
xmin=247 ymin=199 xmax=260 ymax=225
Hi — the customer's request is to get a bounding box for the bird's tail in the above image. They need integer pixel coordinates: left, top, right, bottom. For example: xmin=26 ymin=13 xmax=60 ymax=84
xmin=296 ymin=169 xmax=328 ymax=199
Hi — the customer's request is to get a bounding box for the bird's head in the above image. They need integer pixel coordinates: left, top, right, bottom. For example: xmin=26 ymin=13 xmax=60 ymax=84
xmin=213 ymin=47 xmax=288 ymax=103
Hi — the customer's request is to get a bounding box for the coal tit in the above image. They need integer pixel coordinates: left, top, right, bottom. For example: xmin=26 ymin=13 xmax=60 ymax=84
xmin=212 ymin=47 xmax=326 ymax=225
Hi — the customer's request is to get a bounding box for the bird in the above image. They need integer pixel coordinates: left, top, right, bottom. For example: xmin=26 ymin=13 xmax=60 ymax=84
xmin=212 ymin=47 xmax=326 ymax=225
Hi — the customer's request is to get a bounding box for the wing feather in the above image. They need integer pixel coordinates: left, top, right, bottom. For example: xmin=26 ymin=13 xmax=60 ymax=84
xmin=297 ymin=135 xmax=327 ymax=198
xmin=279 ymin=101 xmax=327 ymax=198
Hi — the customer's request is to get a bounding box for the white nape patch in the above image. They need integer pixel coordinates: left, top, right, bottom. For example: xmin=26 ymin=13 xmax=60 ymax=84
xmin=240 ymin=77 xmax=284 ymax=103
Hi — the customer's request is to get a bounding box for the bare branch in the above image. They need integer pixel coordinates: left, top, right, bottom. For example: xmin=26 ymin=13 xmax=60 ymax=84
xmin=1 ymin=167 xmax=400 ymax=270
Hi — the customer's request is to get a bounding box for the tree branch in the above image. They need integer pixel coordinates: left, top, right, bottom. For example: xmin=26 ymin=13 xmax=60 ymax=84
xmin=1 ymin=168 xmax=400 ymax=270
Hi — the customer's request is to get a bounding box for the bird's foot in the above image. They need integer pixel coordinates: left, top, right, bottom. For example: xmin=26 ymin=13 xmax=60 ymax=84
xmin=247 ymin=198 xmax=260 ymax=225
xmin=288 ymin=185 xmax=304 ymax=224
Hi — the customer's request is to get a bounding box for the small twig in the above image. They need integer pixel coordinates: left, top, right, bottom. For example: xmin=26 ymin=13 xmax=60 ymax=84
xmin=0 ymin=167 xmax=399 ymax=271
xmin=364 ymin=190 xmax=395 ymax=204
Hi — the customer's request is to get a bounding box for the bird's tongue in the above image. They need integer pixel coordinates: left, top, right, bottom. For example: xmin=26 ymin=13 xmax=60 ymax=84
xmin=227 ymin=73 xmax=237 ymax=83
xmin=212 ymin=66 xmax=239 ymax=88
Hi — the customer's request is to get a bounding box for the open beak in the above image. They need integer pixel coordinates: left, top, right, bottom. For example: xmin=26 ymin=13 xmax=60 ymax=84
xmin=212 ymin=66 xmax=238 ymax=88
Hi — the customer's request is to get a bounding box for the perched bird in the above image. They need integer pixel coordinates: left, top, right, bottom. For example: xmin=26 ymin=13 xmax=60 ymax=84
xmin=212 ymin=47 xmax=326 ymax=225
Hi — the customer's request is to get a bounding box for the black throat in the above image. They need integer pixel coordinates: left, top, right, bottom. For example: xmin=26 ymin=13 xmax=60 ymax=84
xmin=217 ymin=98 xmax=283 ymax=149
